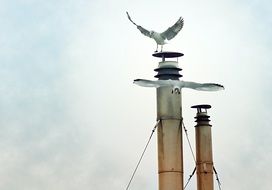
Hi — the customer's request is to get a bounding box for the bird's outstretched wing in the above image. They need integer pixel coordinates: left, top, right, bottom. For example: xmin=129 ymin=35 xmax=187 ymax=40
xmin=136 ymin=26 xmax=152 ymax=38
xmin=161 ymin=17 xmax=184 ymax=40
xmin=134 ymin=79 xmax=224 ymax=92
xmin=126 ymin=12 xmax=152 ymax=38
xmin=133 ymin=79 xmax=169 ymax=88
xmin=183 ymin=81 xmax=224 ymax=91
xmin=126 ymin=11 xmax=137 ymax=26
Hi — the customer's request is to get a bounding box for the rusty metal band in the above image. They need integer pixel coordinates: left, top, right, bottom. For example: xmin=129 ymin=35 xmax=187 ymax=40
xmin=158 ymin=170 xmax=183 ymax=174
xmin=197 ymin=171 xmax=214 ymax=174
xmin=196 ymin=161 xmax=213 ymax=165
xmin=157 ymin=116 xmax=182 ymax=121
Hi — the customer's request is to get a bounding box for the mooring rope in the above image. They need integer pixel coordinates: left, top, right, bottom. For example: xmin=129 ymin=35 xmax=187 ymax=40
xmin=183 ymin=167 xmax=196 ymax=189
xmin=125 ymin=120 xmax=160 ymax=190
xmin=182 ymin=120 xmax=196 ymax=163
xmin=213 ymin=166 xmax=222 ymax=190
xmin=181 ymin=119 xmax=197 ymax=189
xmin=125 ymin=118 xmax=222 ymax=190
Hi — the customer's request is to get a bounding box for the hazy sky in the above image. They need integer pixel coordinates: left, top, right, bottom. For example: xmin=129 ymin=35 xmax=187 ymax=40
xmin=0 ymin=0 xmax=271 ymax=189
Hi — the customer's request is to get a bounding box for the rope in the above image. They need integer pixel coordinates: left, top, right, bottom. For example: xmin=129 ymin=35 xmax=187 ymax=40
xmin=125 ymin=120 xmax=160 ymax=190
xmin=125 ymin=118 xmax=222 ymax=190
xmin=183 ymin=167 xmax=196 ymax=189
xmin=181 ymin=119 xmax=197 ymax=189
xmin=182 ymin=120 xmax=196 ymax=163
xmin=213 ymin=166 xmax=222 ymax=190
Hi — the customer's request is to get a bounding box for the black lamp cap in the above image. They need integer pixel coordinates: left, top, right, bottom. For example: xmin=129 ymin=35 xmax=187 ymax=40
xmin=191 ymin=104 xmax=211 ymax=113
xmin=152 ymin=51 xmax=184 ymax=58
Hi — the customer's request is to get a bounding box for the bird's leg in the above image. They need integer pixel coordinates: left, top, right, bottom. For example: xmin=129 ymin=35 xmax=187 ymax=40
xmin=155 ymin=44 xmax=158 ymax=52
xmin=160 ymin=45 xmax=163 ymax=52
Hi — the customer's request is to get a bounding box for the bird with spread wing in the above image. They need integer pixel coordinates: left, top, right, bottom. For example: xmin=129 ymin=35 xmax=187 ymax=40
xmin=126 ymin=12 xmax=184 ymax=52
xmin=133 ymin=79 xmax=224 ymax=94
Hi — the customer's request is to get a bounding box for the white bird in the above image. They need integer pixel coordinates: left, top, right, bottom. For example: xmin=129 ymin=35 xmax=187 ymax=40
xmin=126 ymin=12 xmax=184 ymax=52
xmin=133 ymin=79 xmax=224 ymax=94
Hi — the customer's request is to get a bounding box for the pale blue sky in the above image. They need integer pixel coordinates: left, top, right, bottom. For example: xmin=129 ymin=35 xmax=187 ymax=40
xmin=0 ymin=0 xmax=271 ymax=189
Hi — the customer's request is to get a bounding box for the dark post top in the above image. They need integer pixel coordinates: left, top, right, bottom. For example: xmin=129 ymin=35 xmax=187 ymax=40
xmin=191 ymin=104 xmax=212 ymax=127
xmin=153 ymin=51 xmax=183 ymax=80
xmin=152 ymin=51 xmax=184 ymax=58
xmin=191 ymin=104 xmax=211 ymax=113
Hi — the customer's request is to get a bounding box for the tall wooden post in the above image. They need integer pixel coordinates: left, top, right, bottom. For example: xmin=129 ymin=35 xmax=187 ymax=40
xmin=153 ymin=52 xmax=184 ymax=190
xmin=192 ymin=105 xmax=214 ymax=190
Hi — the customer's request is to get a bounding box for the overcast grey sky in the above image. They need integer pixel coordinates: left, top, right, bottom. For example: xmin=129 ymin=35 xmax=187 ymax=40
xmin=0 ymin=0 xmax=271 ymax=189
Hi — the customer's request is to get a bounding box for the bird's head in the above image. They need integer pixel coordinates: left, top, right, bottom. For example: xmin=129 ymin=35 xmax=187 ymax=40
xmin=171 ymin=86 xmax=181 ymax=94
